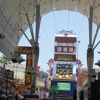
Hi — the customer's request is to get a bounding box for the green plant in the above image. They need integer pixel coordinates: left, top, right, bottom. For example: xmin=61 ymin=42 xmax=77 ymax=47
xmin=0 ymin=54 xmax=11 ymax=68
xmin=48 ymin=86 xmax=58 ymax=99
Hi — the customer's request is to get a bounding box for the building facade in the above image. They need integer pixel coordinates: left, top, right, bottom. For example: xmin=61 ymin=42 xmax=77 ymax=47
xmin=53 ymin=31 xmax=77 ymax=79
xmin=51 ymin=30 xmax=77 ymax=100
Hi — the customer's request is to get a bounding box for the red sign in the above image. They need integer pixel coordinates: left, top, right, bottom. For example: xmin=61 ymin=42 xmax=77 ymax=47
xmin=54 ymin=54 xmax=76 ymax=62
xmin=17 ymin=46 xmax=33 ymax=87
xmin=55 ymin=36 xmax=76 ymax=43
xmin=36 ymin=66 xmax=40 ymax=73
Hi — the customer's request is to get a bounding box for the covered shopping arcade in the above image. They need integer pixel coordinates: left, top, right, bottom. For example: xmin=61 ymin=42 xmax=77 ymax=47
xmin=0 ymin=0 xmax=100 ymax=97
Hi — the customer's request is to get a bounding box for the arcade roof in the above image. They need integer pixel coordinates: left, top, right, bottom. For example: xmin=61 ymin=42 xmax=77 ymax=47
xmin=0 ymin=0 xmax=100 ymax=56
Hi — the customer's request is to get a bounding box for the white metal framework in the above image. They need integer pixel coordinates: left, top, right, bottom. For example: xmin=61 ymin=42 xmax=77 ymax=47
xmin=0 ymin=0 xmax=100 ymax=56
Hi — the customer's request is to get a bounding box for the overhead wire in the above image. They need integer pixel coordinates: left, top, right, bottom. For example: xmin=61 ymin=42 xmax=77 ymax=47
xmin=60 ymin=10 xmax=63 ymax=29
xmin=50 ymin=0 xmax=58 ymax=34
xmin=60 ymin=1 xmax=63 ymax=30
xmin=76 ymin=0 xmax=89 ymax=59
xmin=77 ymin=16 xmax=84 ymax=39
xmin=68 ymin=0 xmax=70 ymax=31
xmin=52 ymin=10 xmax=58 ymax=33
xmin=72 ymin=11 xmax=77 ymax=31
xmin=77 ymin=0 xmax=89 ymax=39
xmin=72 ymin=0 xmax=79 ymax=32
xmin=41 ymin=20 xmax=53 ymax=51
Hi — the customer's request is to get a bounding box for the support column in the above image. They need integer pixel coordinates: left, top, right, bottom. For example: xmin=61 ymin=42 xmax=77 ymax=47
xmin=31 ymin=5 xmax=40 ymax=94
xmin=31 ymin=46 xmax=39 ymax=93
xmin=87 ymin=6 xmax=93 ymax=88
xmin=87 ymin=6 xmax=94 ymax=100
xmin=87 ymin=47 xmax=94 ymax=88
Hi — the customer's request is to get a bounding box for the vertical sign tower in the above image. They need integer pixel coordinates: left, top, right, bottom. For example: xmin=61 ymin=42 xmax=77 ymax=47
xmin=53 ymin=30 xmax=77 ymax=80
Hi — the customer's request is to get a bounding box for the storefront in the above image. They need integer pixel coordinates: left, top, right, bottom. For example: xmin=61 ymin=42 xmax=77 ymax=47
xmin=0 ymin=66 xmax=6 ymax=90
xmin=0 ymin=66 xmax=14 ymax=94
xmin=50 ymin=80 xmax=77 ymax=100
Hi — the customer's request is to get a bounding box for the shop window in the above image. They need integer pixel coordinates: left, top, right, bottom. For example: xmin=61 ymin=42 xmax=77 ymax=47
xmin=63 ymin=47 xmax=68 ymax=52
xmin=57 ymin=47 xmax=62 ymax=52
xmin=69 ymin=47 xmax=74 ymax=52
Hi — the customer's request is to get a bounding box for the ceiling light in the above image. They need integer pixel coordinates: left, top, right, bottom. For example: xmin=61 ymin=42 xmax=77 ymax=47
xmin=66 ymin=75 xmax=69 ymax=78
xmin=70 ymin=74 xmax=72 ymax=77
xmin=56 ymin=73 xmax=59 ymax=76
xmin=58 ymin=75 xmax=62 ymax=78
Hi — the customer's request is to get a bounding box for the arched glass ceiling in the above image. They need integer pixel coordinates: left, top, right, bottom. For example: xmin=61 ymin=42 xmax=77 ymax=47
xmin=0 ymin=0 xmax=100 ymax=56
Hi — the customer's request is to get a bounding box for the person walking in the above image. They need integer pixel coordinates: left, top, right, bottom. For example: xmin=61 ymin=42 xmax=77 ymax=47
xmin=10 ymin=85 xmax=24 ymax=100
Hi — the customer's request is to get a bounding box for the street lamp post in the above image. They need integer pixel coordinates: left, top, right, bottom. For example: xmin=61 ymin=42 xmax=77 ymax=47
xmin=6 ymin=74 xmax=8 ymax=96
xmin=87 ymin=6 xmax=100 ymax=100
xmin=5 ymin=70 xmax=11 ymax=96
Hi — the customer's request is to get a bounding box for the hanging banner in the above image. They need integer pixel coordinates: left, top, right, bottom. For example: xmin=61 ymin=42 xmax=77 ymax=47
xmin=17 ymin=46 xmax=33 ymax=87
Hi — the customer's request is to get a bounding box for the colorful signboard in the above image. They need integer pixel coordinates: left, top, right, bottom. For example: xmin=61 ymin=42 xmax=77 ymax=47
xmin=56 ymin=70 xmax=72 ymax=79
xmin=56 ymin=63 xmax=73 ymax=70
xmin=54 ymin=54 xmax=76 ymax=62
xmin=51 ymin=80 xmax=77 ymax=100
xmin=17 ymin=46 xmax=33 ymax=87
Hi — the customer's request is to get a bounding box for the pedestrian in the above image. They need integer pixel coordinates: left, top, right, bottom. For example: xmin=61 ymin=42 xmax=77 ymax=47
xmin=10 ymin=85 xmax=24 ymax=100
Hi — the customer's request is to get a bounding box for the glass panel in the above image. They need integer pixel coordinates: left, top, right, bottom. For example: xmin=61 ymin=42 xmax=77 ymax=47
xmin=63 ymin=47 xmax=68 ymax=52
xmin=69 ymin=47 xmax=74 ymax=52
xmin=57 ymin=47 xmax=62 ymax=52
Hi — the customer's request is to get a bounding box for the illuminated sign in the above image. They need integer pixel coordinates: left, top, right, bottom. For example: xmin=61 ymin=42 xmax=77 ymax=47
xmin=56 ymin=63 xmax=73 ymax=70
xmin=56 ymin=69 xmax=72 ymax=79
xmin=17 ymin=47 xmax=32 ymax=54
xmin=57 ymin=55 xmax=73 ymax=61
xmin=54 ymin=54 xmax=76 ymax=62
xmin=17 ymin=46 xmax=32 ymax=87
xmin=57 ymin=82 xmax=71 ymax=91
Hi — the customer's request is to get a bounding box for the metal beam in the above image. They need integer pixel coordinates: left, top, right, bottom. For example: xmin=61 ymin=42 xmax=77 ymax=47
xmin=17 ymin=23 xmax=33 ymax=47
xmin=87 ymin=7 xmax=94 ymax=97
xmin=89 ymin=7 xmax=93 ymax=46
xmin=23 ymin=7 xmax=35 ymax=43
xmin=92 ymin=23 xmax=100 ymax=47
xmin=93 ymin=41 xmax=100 ymax=50
xmin=31 ymin=5 xmax=40 ymax=94
xmin=31 ymin=46 xmax=39 ymax=93
xmin=35 ymin=5 xmax=40 ymax=45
